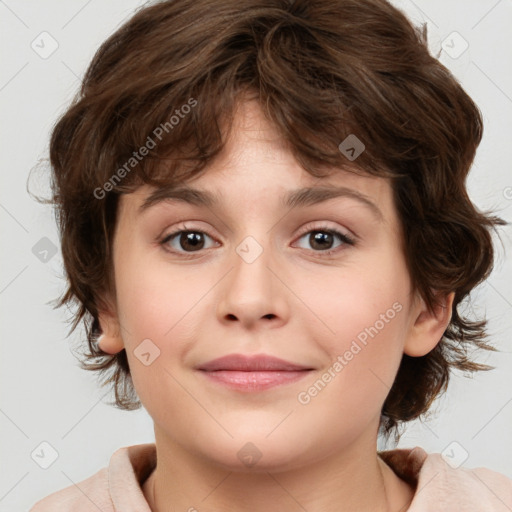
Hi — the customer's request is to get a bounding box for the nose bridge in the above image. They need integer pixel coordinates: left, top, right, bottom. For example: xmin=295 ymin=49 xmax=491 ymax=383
xmin=217 ymin=232 xmax=288 ymax=327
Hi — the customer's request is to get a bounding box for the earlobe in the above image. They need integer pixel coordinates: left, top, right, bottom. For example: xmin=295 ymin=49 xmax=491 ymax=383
xmin=403 ymin=291 xmax=455 ymax=357
xmin=96 ymin=309 xmax=124 ymax=355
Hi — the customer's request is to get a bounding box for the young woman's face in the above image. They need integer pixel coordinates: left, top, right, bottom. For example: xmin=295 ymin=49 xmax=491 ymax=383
xmin=106 ymin=99 xmax=425 ymax=470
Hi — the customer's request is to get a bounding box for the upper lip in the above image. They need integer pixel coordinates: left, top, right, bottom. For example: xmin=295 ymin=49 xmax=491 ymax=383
xmin=197 ymin=354 xmax=313 ymax=372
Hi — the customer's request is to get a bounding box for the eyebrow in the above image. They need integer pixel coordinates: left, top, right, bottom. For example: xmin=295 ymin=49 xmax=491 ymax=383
xmin=139 ymin=184 xmax=384 ymax=221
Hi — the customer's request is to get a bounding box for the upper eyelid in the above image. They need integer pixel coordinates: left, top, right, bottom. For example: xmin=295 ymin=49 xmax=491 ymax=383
xmin=162 ymin=223 xmax=216 ymax=239
xmin=295 ymin=220 xmax=353 ymax=236
xmin=163 ymin=220 xmax=351 ymax=236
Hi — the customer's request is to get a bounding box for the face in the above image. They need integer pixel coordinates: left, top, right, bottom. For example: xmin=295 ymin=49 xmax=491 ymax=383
xmin=101 ymin=99 xmax=434 ymax=472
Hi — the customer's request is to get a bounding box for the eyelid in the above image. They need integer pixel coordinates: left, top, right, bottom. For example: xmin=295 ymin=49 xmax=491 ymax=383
xmin=160 ymin=222 xmax=219 ymax=243
xmin=294 ymin=221 xmax=356 ymax=243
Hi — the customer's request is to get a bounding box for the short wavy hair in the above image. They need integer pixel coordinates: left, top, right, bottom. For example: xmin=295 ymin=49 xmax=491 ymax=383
xmin=41 ymin=0 xmax=505 ymax=439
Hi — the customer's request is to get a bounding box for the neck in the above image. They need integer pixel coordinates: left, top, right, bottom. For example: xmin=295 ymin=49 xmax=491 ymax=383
xmin=142 ymin=428 xmax=414 ymax=512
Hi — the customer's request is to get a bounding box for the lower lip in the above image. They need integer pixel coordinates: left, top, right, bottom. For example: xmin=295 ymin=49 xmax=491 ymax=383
xmin=199 ymin=370 xmax=311 ymax=392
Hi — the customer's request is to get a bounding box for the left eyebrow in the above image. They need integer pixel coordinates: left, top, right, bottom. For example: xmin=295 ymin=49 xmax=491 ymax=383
xmin=138 ymin=184 xmax=383 ymax=222
xmin=283 ymin=186 xmax=384 ymax=221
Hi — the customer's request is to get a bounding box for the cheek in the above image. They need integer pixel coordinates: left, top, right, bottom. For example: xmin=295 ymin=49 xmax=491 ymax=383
xmin=115 ymin=247 xmax=198 ymax=334
xmin=303 ymin=262 xmax=407 ymax=325
xmin=113 ymin=260 xmax=204 ymax=409
xmin=114 ymin=255 xmax=221 ymax=375
xmin=295 ymin=280 xmax=408 ymax=439
xmin=295 ymin=259 xmax=410 ymax=383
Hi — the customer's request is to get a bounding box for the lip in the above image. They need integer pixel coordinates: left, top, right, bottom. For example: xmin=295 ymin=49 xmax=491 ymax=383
xmin=197 ymin=354 xmax=313 ymax=372
xmin=196 ymin=354 xmax=314 ymax=392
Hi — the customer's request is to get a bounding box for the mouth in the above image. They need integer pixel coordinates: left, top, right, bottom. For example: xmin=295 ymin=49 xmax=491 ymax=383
xmin=196 ymin=354 xmax=314 ymax=392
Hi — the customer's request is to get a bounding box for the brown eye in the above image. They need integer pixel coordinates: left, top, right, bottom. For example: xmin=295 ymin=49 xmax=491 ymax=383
xmin=178 ymin=232 xmax=205 ymax=251
xmin=309 ymin=231 xmax=335 ymax=251
xmin=295 ymin=227 xmax=355 ymax=254
xmin=161 ymin=230 xmax=216 ymax=253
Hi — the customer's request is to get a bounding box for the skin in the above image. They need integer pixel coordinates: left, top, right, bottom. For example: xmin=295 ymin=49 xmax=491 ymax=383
xmin=98 ymin=99 xmax=454 ymax=512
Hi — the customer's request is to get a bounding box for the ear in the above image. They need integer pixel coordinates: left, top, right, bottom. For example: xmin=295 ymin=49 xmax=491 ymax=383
xmin=404 ymin=291 xmax=455 ymax=357
xmin=96 ymin=295 xmax=124 ymax=355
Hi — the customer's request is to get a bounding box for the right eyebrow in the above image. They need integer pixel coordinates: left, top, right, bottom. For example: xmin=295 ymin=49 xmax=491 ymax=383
xmin=139 ymin=185 xmax=219 ymax=212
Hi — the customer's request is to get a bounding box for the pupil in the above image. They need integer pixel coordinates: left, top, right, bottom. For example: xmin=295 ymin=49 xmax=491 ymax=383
xmin=311 ymin=231 xmax=332 ymax=250
xmin=181 ymin=232 xmax=203 ymax=251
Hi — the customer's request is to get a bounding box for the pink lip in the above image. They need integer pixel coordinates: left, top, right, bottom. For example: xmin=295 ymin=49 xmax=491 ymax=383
xmin=196 ymin=354 xmax=314 ymax=392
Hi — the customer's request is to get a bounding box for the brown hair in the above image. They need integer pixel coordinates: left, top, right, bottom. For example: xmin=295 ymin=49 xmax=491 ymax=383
xmin=41 ymin=0 xmax=506 ymax=438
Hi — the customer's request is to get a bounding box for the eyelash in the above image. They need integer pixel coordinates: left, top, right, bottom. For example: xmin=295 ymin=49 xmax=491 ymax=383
xmin=159 ymin=223 xmax=356 ymax=259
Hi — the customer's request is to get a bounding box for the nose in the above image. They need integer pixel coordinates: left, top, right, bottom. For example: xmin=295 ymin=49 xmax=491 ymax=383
xmin=216 ymin=236 xmax=290 ymax=330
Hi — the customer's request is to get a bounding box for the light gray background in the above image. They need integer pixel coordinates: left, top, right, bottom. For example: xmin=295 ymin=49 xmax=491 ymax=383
xmin=1 ymin=1 xmax=511 ymax=510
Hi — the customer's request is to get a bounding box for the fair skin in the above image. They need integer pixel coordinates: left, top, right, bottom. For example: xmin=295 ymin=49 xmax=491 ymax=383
xmin=98 ymin=99 xmax=454 ymax=512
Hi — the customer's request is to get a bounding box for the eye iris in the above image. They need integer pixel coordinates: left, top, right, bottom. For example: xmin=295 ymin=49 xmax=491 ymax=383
xmin=310 ymin=231 xmax=333 ymax=250
xmin=180 ymin=232 xmax=204 ymax=251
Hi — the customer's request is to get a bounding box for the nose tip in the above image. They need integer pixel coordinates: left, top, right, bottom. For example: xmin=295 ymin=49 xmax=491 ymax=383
xmin=216 ymin=241 xmax=289 ymax=328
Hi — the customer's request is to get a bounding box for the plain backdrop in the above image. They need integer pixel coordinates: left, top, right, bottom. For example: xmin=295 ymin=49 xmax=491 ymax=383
xmin=1 ymin=1 xmax=511 ymax=510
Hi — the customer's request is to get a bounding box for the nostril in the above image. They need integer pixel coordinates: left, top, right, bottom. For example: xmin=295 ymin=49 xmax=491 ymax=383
xmin=224 ymin=313 xmax=275 ymax=321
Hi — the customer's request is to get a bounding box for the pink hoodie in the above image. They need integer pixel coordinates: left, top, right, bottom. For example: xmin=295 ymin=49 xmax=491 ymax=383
xmin=29 ymin=443 xmax=512 ymax=511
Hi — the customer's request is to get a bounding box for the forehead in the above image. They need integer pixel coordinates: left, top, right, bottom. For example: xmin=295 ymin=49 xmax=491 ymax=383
xmin=119 ymin=99 xmax=396 ymax=223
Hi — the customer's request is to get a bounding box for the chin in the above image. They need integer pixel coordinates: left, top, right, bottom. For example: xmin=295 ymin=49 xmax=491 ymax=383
xmin=193 ymin=431 xmax=314 ymax=473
